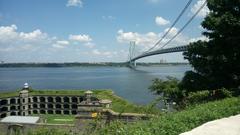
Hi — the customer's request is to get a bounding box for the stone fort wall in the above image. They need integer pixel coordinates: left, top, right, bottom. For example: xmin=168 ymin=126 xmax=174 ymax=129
xmin=0 ymin=93 xmax=100 ymax=118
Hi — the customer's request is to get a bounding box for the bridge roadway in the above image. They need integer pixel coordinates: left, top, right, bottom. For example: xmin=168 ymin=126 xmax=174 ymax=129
xmin=129 ymin=45 xmax=188 ymax=62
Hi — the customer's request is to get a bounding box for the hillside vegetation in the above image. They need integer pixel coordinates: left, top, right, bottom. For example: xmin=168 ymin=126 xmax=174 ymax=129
xmin=25 ymin=97 xmax=240 ymax=135
xmin=91 ymin=97 xmax=240 ymax=135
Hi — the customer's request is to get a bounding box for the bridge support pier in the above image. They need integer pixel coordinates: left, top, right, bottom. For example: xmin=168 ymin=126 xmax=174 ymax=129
xmin=129 ymin=61 xmax=136 ymax=68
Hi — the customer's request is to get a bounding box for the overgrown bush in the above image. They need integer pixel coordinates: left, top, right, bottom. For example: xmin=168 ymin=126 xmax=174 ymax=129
xmin=186 ymin=88 xmax=232 ymax=106
xmin=213 ymin=88 xmax=232 ymax=99
xmin=27 ymin=128 xmax=71 ymax=135
xmin=149 ymin=76 xmax=185 ymax=108
xmin=149 ymin=76 xmax=235 ymax=108
xmin=186 ymin=90 xmax=210 ymax=105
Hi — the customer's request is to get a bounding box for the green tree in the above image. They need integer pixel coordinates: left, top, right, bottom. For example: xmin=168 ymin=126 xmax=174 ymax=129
xmin=181 ymin=0 xmax=240 ymax=92
xmin=149 ymin=77 xmax=185 ymax=108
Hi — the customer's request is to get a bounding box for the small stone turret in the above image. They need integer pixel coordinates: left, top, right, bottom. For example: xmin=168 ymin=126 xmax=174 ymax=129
xmin=99 ymin=99 xmax=112 ymax=108
xmin=19 ymin=83 xmax=29 ymax=116
xmin=84 ymin=90 xmax=93 ymax=104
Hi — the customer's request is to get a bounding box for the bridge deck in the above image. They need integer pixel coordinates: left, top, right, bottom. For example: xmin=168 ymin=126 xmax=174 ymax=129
xmin=129 ymin=45 xmax=188 ymax=62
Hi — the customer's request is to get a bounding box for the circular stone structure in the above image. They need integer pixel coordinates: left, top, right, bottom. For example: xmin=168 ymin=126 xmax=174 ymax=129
xmin=99 ymin=99 xmax=112 ymax=108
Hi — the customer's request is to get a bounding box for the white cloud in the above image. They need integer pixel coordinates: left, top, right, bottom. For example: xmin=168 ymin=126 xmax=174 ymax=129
xmin=155 ymin=16 xmax=170 ymax=26
xmin=0 ymin=25 xmax=19 ymax=43
xmin=117 ymin=28 xmax=185 ymax=50
xmin=191 ymin=0 xmax=209 ymax=18
xmin=84 ymin=42 xmax=95 ymax=48
xmin=0 ymin=24 xmax=55 ymax=62
xmin=188 ymin=36 xmax=209 ymax=43
xmin=0 ymin=25 xmax=108 ymax=62
xmin=117 ymin=29 xmax=158 ymax=48
xmin=19 ymin=29 xmax=48 ymax=42
xmin=52 ymin=44 xmax=64 ymax=49
xmin=102 ymin=15 xmax=116 ymax=21
xmin=92 ymin=49 xmax=101 ymax=55
xmin=66 ymin=0 xmax=83 ymax=7
xmin=116 ymin=27 xmax=206 ymax=52
xmin=52 ymin=40 xmax=69 ymax=49
xmin=198 ymin=25 xmax=204 ymax=30
xmin=57 ymin=40 xmax=69 ymax=45
xmin=80 ymin=49 xmax=127 ymax=60
xmin=69 ymin=34 xmax=95 ymax=48
xmin=0 ymin=47 xmax=15 ymax=52
xmin=0 ymin=24 xmax=49 ymax=45
xmin=163 ymin=27 xmax=178 ymax=37
xmin=69 ymin=34 xmax=92 ymax=42
xmin=92 ymin=49 xmax=114 ymax=57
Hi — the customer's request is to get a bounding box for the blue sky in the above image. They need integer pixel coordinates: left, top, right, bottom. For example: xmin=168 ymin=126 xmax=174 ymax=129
xmin=0 ymin=0 xmax=209 ymax=63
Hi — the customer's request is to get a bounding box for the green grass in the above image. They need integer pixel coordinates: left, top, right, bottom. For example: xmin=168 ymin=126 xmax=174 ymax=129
xmin=27 ymin=128 xmax=73 ymax=135
xmin=30 ymin=89 xmax=87 ymax=96
xmin=42 ymin=114 xmax=75 ymax=124
xmin=0 ymin=89 xmax=95 ymax=98
xmin=93 ymin=90 xmax=159 ymax=113
xmin=0 ymin=91 xmax=20 ymax=98
xmin=93 ymin=97 xmax=240 ymax=135
xmin=31 ymin=114 xmax=75 ymax=124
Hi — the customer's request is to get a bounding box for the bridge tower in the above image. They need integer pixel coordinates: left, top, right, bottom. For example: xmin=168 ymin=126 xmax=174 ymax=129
xmin=129 ymin=60 xmax=136 ymax=68
xmin=128 ymin=41 xmax=137 ymax=67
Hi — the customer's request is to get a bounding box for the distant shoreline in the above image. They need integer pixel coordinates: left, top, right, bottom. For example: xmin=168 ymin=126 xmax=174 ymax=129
xmin=0 ymin=62 xmax=189 ymax=68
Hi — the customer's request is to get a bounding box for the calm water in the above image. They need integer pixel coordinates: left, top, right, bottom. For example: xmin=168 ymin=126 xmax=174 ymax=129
xmin=0 ymin=65 xmax=191 ymax=104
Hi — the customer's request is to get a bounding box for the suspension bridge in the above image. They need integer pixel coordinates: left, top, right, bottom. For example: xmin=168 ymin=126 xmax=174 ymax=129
xmin=127 ymin=44 xmax=189 ymax=67
xmin=127 ymin=0 xmax=207 ymax=67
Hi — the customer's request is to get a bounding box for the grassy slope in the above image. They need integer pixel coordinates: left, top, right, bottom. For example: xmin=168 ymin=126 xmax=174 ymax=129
xmin=44 ymin=115 xmax=75 ymax=124
xmin=94 ymin=97 xmax=240 ymax=135
xmin=94 ymin=90 xmax=159 ymax=113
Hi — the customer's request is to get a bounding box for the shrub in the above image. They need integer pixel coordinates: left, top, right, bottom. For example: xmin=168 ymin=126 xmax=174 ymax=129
xmin=212 ymin=88 xmax=232 ymax=99
xmin=186 ymin=90 xmax=210 ymax=105
xmin=149 ymin=77 xmax=184 ymax=108
xmin=186 ymin=88 xmax=232 ymax=106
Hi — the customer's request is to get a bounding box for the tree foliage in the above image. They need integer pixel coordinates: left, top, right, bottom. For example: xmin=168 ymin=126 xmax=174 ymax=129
xmin=181 ymin=0 xmax=240 ymax=92
xmin=149 ymin=77 xmax=185 ymax=107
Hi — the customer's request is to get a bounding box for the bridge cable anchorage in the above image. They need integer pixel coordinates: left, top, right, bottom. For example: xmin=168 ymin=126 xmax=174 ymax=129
xmin=144 ymin=0 xmax=193 ymax=54
xmin=159 ymin=0 xmax=207 ymax=49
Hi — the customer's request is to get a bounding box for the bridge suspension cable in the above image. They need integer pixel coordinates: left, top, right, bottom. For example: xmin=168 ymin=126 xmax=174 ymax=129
xmin=144 ymin=0 xmax=193 ymax=53
xmin=129 ymin=0 xmax=208 ymax=62
xmin=159 ymin=0 xmax=207 ymax=49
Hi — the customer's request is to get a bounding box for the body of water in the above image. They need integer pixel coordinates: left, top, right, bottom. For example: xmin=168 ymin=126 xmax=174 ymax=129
xmin=0 ymin=65 xmax=191 ymax=104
